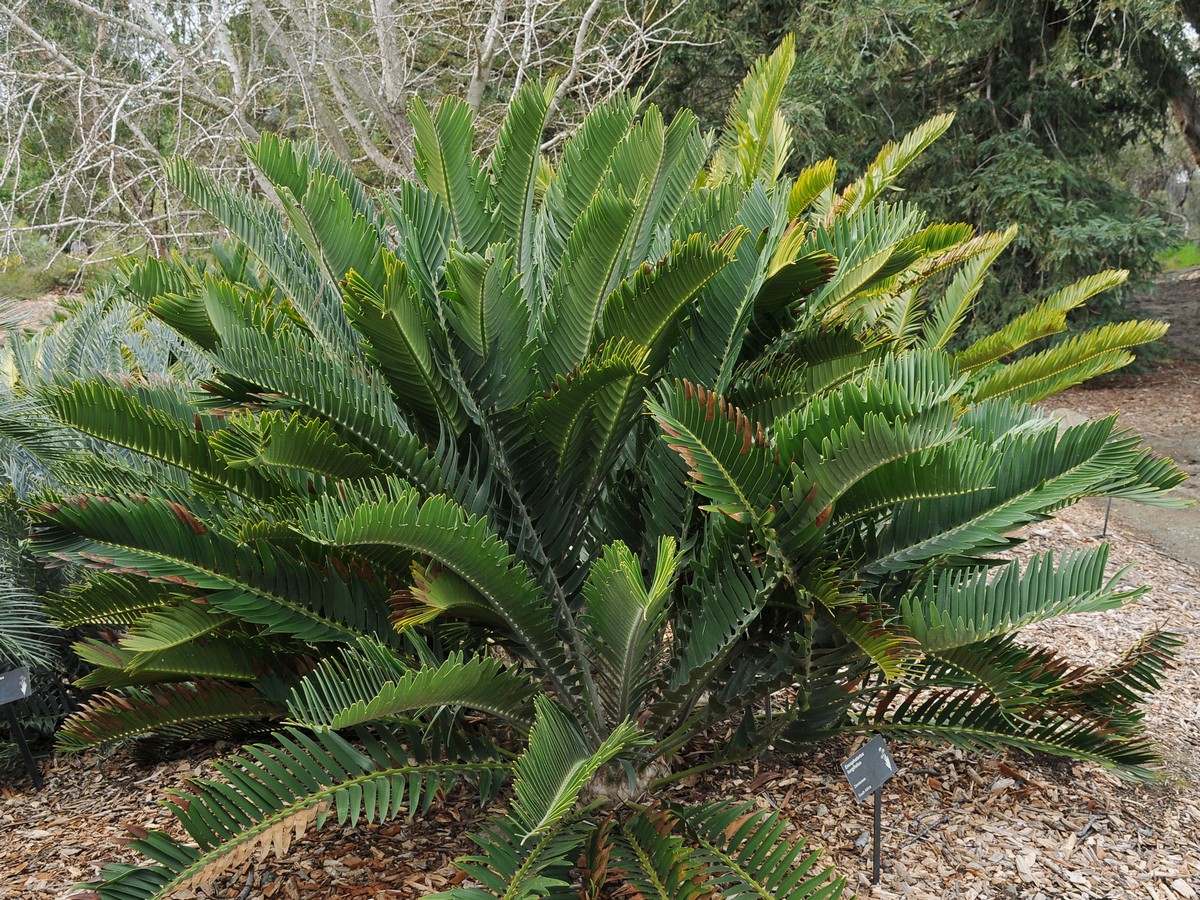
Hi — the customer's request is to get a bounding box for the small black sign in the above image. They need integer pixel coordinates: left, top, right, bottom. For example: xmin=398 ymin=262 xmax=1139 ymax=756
xmin=841 ymin=734 xmax=896 ymax=802
xmin=0 ymin=668 xmax=32 ymax=706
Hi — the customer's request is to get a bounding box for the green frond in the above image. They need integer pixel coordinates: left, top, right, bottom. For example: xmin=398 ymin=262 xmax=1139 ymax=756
xmin=851 ymin=685 xmax=1161 ymax=778
xmin=1047 ymin=629 xmax=1182 ymax=723
xmin=383 ymin=180 xmax=453 ymax=308
xmin=72 ymin=635 xmax=270 ymax=687
xmin=602 ymin=232 xmax=741 ymax=373
xmin=969 ymin=319 xmax=1169 ymax=404
xmin=776 ymin=407 xmax=966 ymax=537
xmin=0 ymin=584 xmax=57 ymax=670
xmin=210 ymin=410 xmax=383 ymax=481
xmin=432 ymin=699 xmax=641 ymax=900
xmin=287 ymin=648 xmax=538 ymax=732
xmin=676 ymin=801 xmax=846 ymax=899
xmin=489 ymin=82 xmax=553 ymax=277
xmin=281 ymin=167 xmax=386 ymax=295
xmin=47 ymin=380 xmax=289 ymax=502
xmin=868 ymin=418 xmax=1143 ymax=572
xmin=821 ymin=600 xmax=917 ymax=681
xmin=541 ymin=189 xmax=639 ymax=378
xmin=648 ymin=381 xmax=782 ymax=540
xmin=806 ymin=201 xmax=925 ymax=320
xmin=56 ymin=681 xmax=281 ymax=752
xmin=205 ymin=322 xmax=445 ymax=495
xmin=581 ymin=538 xmax=681 ymax=724
xmin=669 ymin=183 xmax=779 ymax=388
xmin=410 ymin=96 xmax=493 ymax=251
xmin=34 ymin=494 xmax=393 ymax=643
xmin=918 ymin=227 xmax=1017 ymax=349
xmin=530 ymin=340 xmax=649 ymax=473
xmin=165 ymin=156 xmax=356 ymax=355
xmin=293 ymin=479 xmax=579 ymax=706
xmin=77 ymin=726 xmax=508 ymax=899
xmin=543 ymin=92 xmax=641 ymax=228
xmin=956 ymin=270 xmax=1129 ymax=371
xmin=606 ymin=808 xmax=711 ymax=900
xmin=342 ymin=252 xmax=467 ymax=435
xmin=443 ymin=244 xmax=537 ymax=410
xmin=437 ymin=820 xmax=590 ymax=900
xmin=787 ymin=158 xmax=837 ymax=218
xmin=836 ymin=113 xmax=955 ymax=216
xmin=123 ymin=256 xmax=201 ymax=311
xmin=119 ymin=601 xmax=236 ymax=654
xmin=900 ymin=547 xmax=1143 ymax=652
xmin=45 ymin=574 xmax=176 ymax=628
xmin=710 ymin=34 xmax=796 ymax=187
xmin=654 ymin=546 xmax=773 ymax=748
xmin=753 ymin=248 xmax=839 ymax=335
xmin=512 ymin=697 xmax=642 ymax=841
xmin=603 ymin=105 xmax=712 ymax=270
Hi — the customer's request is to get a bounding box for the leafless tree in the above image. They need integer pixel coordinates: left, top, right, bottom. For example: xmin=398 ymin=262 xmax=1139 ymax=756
xmin=0 ymin=0 xmax=688 ymax=263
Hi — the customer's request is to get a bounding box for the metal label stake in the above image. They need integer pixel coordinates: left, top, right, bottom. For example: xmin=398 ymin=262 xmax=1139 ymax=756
xmin=841 ymin=734 xmax=897 ymax=885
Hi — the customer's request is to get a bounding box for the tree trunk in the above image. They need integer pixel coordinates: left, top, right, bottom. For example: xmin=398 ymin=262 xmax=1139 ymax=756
xmin=1129 ymin=21 xmax=1200 ymax=166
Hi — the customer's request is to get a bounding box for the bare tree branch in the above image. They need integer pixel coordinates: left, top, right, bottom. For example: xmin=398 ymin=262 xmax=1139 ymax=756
xmin=1 ymin=0 xmax=690 ymax=261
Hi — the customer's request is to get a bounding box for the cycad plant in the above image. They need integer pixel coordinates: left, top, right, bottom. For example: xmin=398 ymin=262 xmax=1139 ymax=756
xmin=17 ymin=38 xmax=1185 ymax=899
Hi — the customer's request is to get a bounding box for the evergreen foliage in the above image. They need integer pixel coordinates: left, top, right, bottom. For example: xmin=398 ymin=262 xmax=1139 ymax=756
xmin=658 ymin=1 xmax=1189 ymax=326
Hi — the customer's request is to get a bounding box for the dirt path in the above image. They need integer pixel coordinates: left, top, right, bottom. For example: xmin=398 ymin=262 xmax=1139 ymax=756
xmin=1049 ymin=359 xmax=1200 ymax=570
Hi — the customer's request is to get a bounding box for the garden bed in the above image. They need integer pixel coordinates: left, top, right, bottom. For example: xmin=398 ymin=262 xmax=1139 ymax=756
xmin=1 ymin=499 xmax=1196 ymax=900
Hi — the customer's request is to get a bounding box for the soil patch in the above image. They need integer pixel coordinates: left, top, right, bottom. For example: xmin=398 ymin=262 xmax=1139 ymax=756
xmin=1134 ymin=267 xmax=1200 ymax=360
